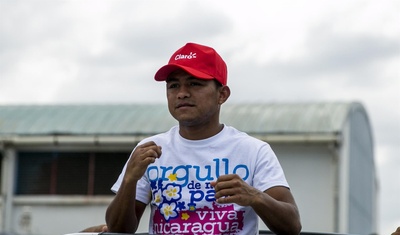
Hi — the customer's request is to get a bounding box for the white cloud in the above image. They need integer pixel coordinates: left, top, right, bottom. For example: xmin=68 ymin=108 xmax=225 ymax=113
xmin=0 ymin=1 xmax=399 ymax=234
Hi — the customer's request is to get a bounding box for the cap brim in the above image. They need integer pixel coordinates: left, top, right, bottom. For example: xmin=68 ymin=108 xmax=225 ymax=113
xmin=154 ymin=64 xmax=214 ymax=81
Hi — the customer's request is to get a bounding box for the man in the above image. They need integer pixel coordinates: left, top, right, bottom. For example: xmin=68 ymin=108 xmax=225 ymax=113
xmin=105 ymin=42 xmax=301 ymax=234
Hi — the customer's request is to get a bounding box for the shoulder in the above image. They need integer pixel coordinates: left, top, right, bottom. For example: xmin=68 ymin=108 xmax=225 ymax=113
xmin=223 ymin=125 xmax=277 ymax=159
xmin=223 ymin=125 xmax=267 ymax=145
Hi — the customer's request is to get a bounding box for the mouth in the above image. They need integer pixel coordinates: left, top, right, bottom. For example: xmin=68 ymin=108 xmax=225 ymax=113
xmin=176 ymin=103 xmax=195 ymax=109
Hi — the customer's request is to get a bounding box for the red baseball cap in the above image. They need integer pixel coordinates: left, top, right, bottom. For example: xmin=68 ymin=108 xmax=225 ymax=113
xmin=154 ymin=42 xmax=227 ymax=85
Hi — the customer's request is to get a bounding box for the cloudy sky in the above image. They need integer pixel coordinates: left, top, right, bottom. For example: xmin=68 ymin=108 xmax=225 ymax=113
xmin=1 ymin=0 xmax=399 ymax=234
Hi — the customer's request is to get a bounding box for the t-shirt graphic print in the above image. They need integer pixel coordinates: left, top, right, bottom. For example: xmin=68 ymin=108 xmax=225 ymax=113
xmin=112 ymin=125 xmax=289 ymax=235
xmin=149 ymin=157 xmax=247 ymax=234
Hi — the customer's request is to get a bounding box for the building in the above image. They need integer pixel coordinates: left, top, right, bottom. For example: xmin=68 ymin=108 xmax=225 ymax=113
xmin=0 ymin=102 xmax=377 ymax=235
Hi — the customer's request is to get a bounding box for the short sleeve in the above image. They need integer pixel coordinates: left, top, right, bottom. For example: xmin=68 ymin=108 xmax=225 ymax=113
xmin=252 ymin=143 xmax=289 ymax=192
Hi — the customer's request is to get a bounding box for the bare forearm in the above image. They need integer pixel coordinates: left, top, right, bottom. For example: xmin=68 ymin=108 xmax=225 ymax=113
xmin=252 ymin=191 xmax=301 ymax=235
xmin=105 ymin=180 xmax=139 ymax=233
xmin=106 ymin=142 xmax=160 ymax=232
xmin=80 ymin=224 xmax=107 ymax=232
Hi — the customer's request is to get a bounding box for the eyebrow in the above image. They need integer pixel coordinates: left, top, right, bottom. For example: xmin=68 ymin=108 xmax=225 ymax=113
xmin=165 ymin=77 xmax=178 ymax=82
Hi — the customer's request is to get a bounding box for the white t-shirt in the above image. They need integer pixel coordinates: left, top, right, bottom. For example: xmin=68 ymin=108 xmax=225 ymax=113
xmin=112 ymin=125 xmax=289 ymax=235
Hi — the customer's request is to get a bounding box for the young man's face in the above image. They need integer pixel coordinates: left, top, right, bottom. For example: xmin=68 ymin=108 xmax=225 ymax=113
xmin=166 ymin=69 xmax=228 ymax=127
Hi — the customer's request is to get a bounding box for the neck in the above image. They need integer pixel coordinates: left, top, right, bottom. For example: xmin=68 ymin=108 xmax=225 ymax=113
xmin=179 ymin=123 xmax=224 ymax=140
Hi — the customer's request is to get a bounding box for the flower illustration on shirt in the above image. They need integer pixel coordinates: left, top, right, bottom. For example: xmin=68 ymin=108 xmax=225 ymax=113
xmin=181 ymin=212 xmax=190 ymax=220
xmin=160 ymin=202 xmax=178 ymax=221
xmin=163 ymin=183 xmax=181 ymax=201
xmin=153 ymin=190 xmax=163 ymax=205
xmin=156 ymin=183 xmax=183 ymax=220
xmin=188 ymin=202 xmax=197 ymax=211
xmin=168 ymin=173 xmax=178 ymax=181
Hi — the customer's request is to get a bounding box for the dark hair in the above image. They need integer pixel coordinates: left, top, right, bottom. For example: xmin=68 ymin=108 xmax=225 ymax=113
xmin=214 ymin=79 xmax=223 ymax=88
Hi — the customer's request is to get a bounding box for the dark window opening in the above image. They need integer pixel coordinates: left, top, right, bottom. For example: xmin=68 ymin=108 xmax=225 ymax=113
xmin=16 ymin=151 xmax=129 ymax=195
xmin=0 ymin=152 xmax=3 ymax=191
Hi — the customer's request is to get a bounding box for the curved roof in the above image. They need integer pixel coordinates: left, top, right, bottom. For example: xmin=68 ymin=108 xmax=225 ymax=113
xmin=0 ymin=102 xmax=368 ymax=137
xmin=222 ymin=102 xmax=354 ymax=134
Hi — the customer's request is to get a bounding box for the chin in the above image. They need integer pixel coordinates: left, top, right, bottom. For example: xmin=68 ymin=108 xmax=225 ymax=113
xmin=178 ymin=119 xmax=202 ymax=127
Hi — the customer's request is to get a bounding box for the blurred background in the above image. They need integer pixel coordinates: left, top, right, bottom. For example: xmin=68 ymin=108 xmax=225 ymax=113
xmin=0 ymin=0 xmax=399 ymax=234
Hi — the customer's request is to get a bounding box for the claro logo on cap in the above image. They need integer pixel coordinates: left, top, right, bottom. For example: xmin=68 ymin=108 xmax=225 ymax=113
xmin=175 ymin=52 xmax=197 ymax=60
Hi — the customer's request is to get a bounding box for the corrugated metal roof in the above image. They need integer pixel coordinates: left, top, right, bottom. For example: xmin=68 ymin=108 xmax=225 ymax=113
xmin=0 ymin=102 xmax=366 ymax=136
xmin=222 ymin=102 xmax=359 ymax=134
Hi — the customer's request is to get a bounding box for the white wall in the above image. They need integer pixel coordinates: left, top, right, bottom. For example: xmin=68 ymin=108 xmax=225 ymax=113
xmin=8 ymin=198 xmax=110 ymax=235
xmin=1 ymin=198 xmax=151 ymax=235
xmin=271 ymin=143 xmax=337 ymax=233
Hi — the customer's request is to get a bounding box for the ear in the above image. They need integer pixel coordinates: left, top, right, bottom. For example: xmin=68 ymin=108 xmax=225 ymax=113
xmin=218 ymin=86 xmax=231 ymax=105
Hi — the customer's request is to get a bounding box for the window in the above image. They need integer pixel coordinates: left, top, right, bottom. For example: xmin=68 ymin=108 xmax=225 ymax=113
xmin=0 ymin=152 xmax=2 ymax=191
xmin=16 ymin=151 xmax=129 ymax=195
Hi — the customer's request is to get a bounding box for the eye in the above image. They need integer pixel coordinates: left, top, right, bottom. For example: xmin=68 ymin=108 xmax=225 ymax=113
xmin=167 ymin=83 xmax=179 ymax=89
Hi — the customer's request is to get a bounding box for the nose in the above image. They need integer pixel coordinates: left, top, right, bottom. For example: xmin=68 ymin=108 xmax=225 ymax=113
xmin=177 ymin=85 xmax=190 ymax=99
